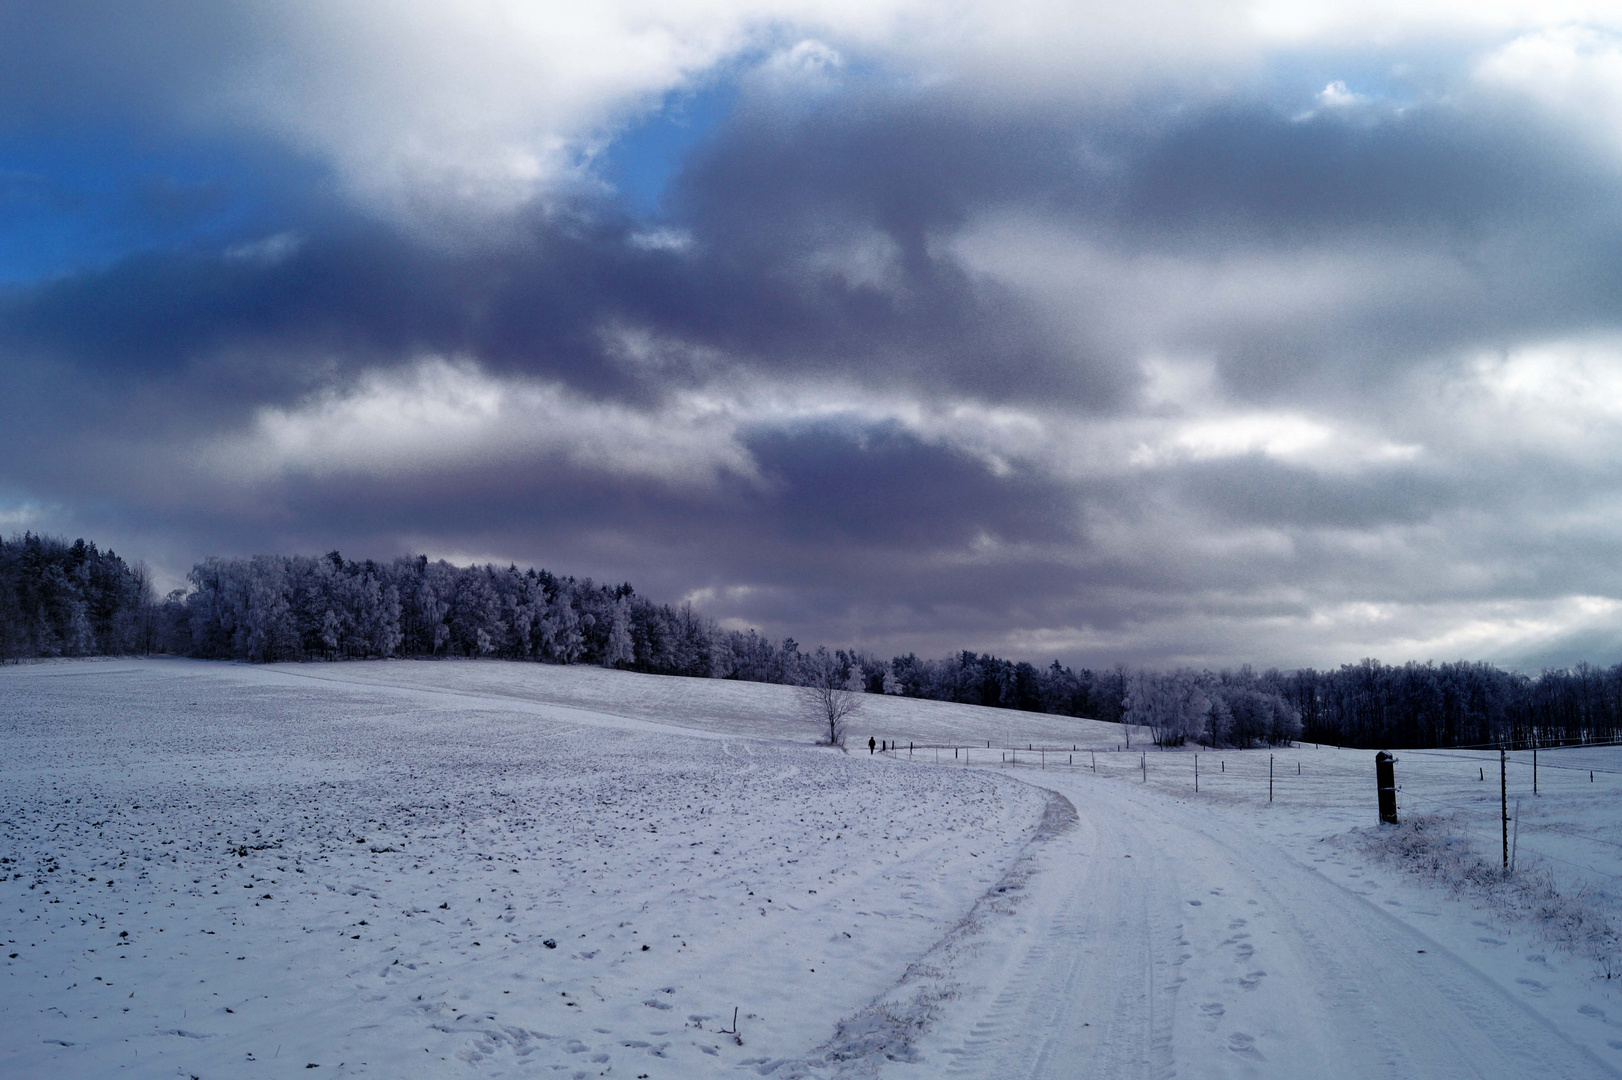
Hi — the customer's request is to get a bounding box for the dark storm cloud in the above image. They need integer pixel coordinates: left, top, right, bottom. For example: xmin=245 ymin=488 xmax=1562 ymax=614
xmin=1169 ymin=456 xmax=1463 ymax=530
xmin=12 ymin=85 xmax=1620 ymax=403
xmin=741 ymin=421 xmax=1077 ymax=547
xmin=10 ymin=61 xmax=1622 ymax=669
xmin=0 ymin=2 xmax=248 ymax=134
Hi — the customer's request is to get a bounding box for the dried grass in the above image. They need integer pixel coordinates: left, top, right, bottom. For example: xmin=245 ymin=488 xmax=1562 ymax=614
xmin=1353 ymin=814 xmax=1620 ymax=981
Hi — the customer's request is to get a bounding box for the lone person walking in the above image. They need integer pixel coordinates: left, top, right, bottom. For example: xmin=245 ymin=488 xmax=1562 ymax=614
xmin=869 ymin=736 xmax=876 ymax=755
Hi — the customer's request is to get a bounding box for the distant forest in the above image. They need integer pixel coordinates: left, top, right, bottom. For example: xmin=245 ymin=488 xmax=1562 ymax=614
xmin=4 ymin=531 xmax=1621 ymax=751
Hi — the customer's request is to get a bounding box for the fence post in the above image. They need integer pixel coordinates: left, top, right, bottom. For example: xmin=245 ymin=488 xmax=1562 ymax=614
xmin=1195 ymin=753 xmax=1198 ymax=793
xmin=1500 ymin=748 xmax=1509 ymax=871
xmin=1376 ymin=751 xmax=1398 ymax=824
xmin=1269 ymin=755 xmax=1274 ymax=803
xmin=1141 ymin=753 xmax=1146 ymax=782
xmin=1533 ymin=748 xmax=1537 ymax=796
xmin=1511 ymin=798 xmax=1520 ymax=874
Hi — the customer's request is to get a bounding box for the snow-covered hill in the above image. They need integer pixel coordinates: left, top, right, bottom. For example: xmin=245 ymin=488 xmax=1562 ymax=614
xmin=2 ymin=658 xmax=1619 ymax=1078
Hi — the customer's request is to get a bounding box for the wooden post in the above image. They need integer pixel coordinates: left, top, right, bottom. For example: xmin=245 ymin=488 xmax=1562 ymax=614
xmin=1269 ymin=755 xmax=1274 ymax=802
xmin=1501 ymin=748 xmax=1509 ymax=870
xmin=1533 ymin=748 xmax=1537 ymax=796
xmin=1511 ymin=798 xmax=1520 ymax=874
xmin=1376 ymin=751 xmax=1398 ymax=824
xmin=1195 ymin=753 xmax=1199 ymax=793
xmin=1141 ymin=752 xmax=1146 ymax=782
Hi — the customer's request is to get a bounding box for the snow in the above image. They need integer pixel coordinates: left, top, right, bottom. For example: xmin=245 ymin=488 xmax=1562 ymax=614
xmin=3 ymin=658 xmax=1620 ymax=1078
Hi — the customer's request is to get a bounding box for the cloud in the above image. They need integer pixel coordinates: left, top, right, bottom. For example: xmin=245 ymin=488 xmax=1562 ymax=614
xmin=201 ymin=356 xmax=759 ymax=487
xmin=6 ymin=0 xmax=1610 ymax=229
xmin=1476 ymin=26 xmax=1622 ymax=159
xmin=8 ymin=4 xmax=1622 ymax=671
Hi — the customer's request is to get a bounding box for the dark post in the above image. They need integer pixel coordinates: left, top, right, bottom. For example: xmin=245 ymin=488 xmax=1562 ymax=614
xmin=1269 ymin=755 xmax=1274 ymax=802
xmin=1500 ymin=748 xmax=1509 ymax=870
xmin=1533 ymin=748 xmax=1538 ymax=796
xmin=1375 ymin=751 xmax=1398 ymax=824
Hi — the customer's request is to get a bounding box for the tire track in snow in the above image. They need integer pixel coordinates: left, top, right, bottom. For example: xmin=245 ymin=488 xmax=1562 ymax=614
xmin=933 ymin=792 xmax=1181 ymax=1080
xmin=901 ymin=770 xmax=1620 ymax=1080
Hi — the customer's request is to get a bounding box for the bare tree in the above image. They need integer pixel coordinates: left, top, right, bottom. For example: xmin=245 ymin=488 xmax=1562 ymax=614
xmin=799 ymin=647 xmax=863 ymax=747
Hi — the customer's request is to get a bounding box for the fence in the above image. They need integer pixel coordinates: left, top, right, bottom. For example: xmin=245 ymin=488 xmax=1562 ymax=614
xmin=869 ymin=736 xmax=1622 ymax=908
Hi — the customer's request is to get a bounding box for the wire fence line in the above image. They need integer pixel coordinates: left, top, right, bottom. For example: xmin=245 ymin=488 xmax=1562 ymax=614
xmin=869 ymin=736 xmax=1622 ymax=901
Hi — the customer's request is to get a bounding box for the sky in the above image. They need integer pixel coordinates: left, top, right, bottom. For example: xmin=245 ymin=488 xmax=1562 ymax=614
xmin=6 ymin=2 xmax=1622 ymax=672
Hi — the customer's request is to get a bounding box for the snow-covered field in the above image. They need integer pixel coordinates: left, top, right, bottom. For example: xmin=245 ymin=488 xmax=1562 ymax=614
xmin=3 ymin=658 xmax=1620 ymax=1078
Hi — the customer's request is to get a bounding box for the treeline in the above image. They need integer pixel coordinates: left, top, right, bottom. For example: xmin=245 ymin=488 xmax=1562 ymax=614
xmin=1278 ymin=659 xmax=1622 ymax=749
xmin=4 ymin=534 xmax=1621 ymax=750
xmin=0 ymin=533 xmax=157 ymax=659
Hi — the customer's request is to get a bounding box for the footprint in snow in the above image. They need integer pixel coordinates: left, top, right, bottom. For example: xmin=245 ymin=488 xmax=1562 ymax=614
xmin=1516 ymin=978 xmax=1548 ymax=995
xmin=1227 ymin=1032 xmax=1264 ymax=1058
xmin=1237 ymin=971 xmax=1267 ymax=991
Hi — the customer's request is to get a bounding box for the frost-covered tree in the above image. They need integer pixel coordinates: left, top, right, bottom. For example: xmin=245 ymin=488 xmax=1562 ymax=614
xmin=1123 ymin=669 xmax=1209 ymax=747
xmin=798 ymin=647 xmax=861 ymax=747
xmin=602 ymin=597 xmax=634 ymax=667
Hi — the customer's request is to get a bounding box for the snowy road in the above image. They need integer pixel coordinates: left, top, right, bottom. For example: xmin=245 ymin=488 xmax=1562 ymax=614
xmin=901 ymin=769 xmax=1621 ymax=1079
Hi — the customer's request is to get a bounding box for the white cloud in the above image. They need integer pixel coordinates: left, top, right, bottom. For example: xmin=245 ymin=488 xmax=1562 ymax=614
xmin=764 ymin=38 xmax=844 ymax=78
xmin=1248 ymin=0 xmax=1621 ymax=45
xmin=1315 ymin=79 xmax=1361 ymax=108
xmin=627 ymin=227 xmax=696 ymax=252
xmin=1425 ymin=335 xmax=1622 ymax=459
xmin=224 ymin=232 xmax=304 ymax=265
xmin=949 ymin=214 xmax=1477 ymax=361
xmin=1475 ymin=26 xmax=1622 ymax=158
xmin=0 ymin=501 xmax=45 ymax=530
xmin=202 ymin=357 xmax=759 ymax=487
